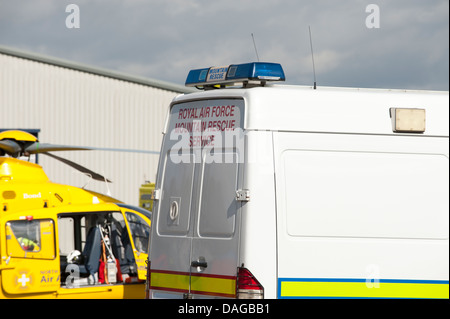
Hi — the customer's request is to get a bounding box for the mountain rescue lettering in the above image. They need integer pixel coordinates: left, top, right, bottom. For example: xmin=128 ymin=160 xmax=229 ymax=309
xmin=175 ymin=120 xmax=236 ymax=133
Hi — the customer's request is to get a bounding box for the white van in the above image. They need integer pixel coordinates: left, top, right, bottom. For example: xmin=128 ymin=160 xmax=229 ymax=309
xmin=147 ymin=62 xmax=449 ymax=299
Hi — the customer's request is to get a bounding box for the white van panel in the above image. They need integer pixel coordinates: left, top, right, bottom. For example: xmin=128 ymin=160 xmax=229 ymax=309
xmin=274 ymin=132 xmax=449 ymax=298
xmin=282 ymin=150 xmax=449 ymax=239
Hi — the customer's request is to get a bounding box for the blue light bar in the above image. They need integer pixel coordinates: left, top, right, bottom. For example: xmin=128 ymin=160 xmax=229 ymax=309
xmin=185 ymin=62 xmax=285 ymax=88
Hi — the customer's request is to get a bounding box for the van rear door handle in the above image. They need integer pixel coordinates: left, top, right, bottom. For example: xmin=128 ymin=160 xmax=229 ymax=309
xmin=191 ymin=260 xmax=208 ymax=268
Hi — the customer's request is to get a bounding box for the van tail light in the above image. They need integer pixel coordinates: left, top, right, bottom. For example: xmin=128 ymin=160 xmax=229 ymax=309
xmin=236 ymin=267 xmax=264 ymax=299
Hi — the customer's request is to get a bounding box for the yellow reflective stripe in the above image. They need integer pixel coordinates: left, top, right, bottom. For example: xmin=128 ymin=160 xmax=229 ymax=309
xmin=191 ymin=274 xmax=236 ymax=297
xmin=150 ymin=270 xmax=236 ymax=297
xmin=151 ymin=271 xmax=189 ymax=292
xmin=280 ymin=279 xmax=449 ymax=299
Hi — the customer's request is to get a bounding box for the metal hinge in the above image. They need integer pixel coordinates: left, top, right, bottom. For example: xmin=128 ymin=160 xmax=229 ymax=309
xmin=236 ymin=189 xmax=250 ymax=202
xmin=151 ymin=189 xmax=160 ymax=200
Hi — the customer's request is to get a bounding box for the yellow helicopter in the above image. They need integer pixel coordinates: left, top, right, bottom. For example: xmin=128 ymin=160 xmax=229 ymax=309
xmin=0 ymin=130 xmax=153 ymax=299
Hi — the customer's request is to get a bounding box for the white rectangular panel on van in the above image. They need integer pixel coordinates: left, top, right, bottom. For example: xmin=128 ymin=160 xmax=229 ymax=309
xmin=282 ymin=150 xmax=449 ymax=239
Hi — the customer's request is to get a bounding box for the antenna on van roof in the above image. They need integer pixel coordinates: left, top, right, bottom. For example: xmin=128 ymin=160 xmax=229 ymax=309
xmin=251 ymin=33 xmax=260 ymax=62
xmin=308 ymin=26 xmax=317 ymax=90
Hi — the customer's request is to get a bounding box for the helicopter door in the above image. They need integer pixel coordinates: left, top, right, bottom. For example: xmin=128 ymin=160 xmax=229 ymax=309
xmin=1 ymin=217 xmax=59 ymax=295
xmin=123 ymin=211 xmax=151 ymax=281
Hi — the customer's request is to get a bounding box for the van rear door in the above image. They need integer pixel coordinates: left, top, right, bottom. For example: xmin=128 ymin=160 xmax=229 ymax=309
xmin=149 ymin=98 xmax=245 ymax=299
xmin=190 ymin=151 xmax=242 ymax=298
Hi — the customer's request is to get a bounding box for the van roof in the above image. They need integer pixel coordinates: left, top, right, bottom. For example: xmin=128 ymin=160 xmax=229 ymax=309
xmin=171 ymin=85 xmax=449 ymax=136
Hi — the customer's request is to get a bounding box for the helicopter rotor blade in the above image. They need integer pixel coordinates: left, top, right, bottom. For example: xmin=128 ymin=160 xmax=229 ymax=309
xmin=42 ymin=152 xmax=112 ymax=183
xmin=24 ymin=143 xmax=92 ymax=154
xmin=85 ymin=147 xmax=159 ymax=155
xmin=0 ymin=140 xmax=22 ymax=157
xmin=25 ymin=143 xmax=159 ymax=155
xmin=2 ymin=133 xmax=158 ymax=185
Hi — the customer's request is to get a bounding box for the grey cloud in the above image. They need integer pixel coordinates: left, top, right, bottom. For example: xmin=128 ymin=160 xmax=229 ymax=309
xmin=0 ymin=0 xmax=448 ymax=90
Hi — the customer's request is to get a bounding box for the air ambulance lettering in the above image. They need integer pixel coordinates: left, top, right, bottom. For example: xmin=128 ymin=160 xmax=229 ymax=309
xmin=40 ymin=276 xmax=53 ymax=283
xmin=40 ymin=269 xmax=59 ymax=284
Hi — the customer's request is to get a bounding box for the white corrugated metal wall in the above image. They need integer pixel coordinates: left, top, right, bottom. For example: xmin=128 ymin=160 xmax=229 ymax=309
xmin=0 ymin=48 xmax=187 ymax=206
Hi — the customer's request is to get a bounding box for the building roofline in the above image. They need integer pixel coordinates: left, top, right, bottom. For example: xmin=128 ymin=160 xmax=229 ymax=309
xmin=0 ymin=45 xmax=195 ymax=94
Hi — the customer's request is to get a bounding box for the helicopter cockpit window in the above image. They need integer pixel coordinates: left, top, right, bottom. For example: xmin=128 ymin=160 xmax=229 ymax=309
xmin=6 ymin=219 xmax=55 ymax=259
xmin=125 ymin=212 xmax=150 ymax=254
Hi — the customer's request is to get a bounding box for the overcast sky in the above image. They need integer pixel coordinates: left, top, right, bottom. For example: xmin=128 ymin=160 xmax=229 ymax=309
xmin=0 ymin=0 xmax=448 ymax=90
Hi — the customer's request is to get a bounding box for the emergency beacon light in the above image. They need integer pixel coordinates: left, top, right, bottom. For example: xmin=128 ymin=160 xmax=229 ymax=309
xmin=185 ymin=62 xmax=285 ymax=88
